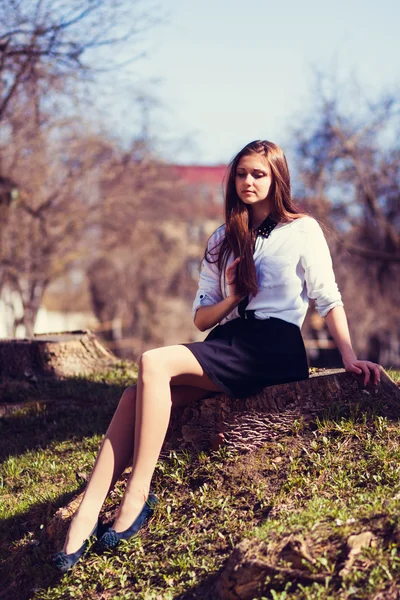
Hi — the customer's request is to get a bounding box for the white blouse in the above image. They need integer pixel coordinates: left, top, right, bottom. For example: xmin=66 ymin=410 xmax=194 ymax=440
xmin=193 ymin=216 xmax=343 ymax=329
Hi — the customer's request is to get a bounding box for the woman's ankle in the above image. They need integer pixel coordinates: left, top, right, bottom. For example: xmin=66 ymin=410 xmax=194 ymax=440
xmin=113 ymin=492 xmax=148 ymax=532
xmin=124 ymin=482 xmax=150 ymax=504
xmin=63 ymin=513 xmax=98 ymax=554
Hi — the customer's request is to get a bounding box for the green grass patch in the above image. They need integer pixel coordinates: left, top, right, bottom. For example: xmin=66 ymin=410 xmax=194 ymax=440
xmin=0 ymin=369 xmax=400 ymax=599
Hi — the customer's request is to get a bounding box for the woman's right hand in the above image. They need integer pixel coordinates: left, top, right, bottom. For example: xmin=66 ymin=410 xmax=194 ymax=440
xmin=195 ymin=257 xmax=245 ymax=331
xmin=226 ymin=257 xmax=243 ymax=299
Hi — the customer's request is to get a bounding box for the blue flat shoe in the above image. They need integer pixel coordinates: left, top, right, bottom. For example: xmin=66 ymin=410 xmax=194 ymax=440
xmin=98 ymin=494 xmax=158 ymax=550
xmin=52 ymin=521 xmax=99 ymax=573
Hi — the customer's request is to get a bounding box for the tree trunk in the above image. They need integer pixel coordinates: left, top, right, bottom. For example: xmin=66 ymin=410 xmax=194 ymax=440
xmin=165 ymin=368 xmax=400 ymax=453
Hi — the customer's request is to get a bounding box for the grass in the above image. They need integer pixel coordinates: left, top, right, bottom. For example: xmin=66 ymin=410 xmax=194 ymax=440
xmin=0 ymin=368 xmax=399 ymax=599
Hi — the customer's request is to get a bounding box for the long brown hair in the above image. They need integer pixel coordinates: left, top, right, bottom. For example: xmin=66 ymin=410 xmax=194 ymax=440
xmin=205 ymin=140 xmax=308 ymax=298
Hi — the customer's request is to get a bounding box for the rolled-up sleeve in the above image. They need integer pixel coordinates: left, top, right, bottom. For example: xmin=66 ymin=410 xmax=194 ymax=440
xmin=192 ymin=228 xmax=224 ymax=317
xmin=301 ymin=219 xmax=344 ymax=318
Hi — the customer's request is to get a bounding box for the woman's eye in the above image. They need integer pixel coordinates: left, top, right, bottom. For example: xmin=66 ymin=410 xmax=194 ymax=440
xmin=236 ymin=171 xmax=267 ymax=178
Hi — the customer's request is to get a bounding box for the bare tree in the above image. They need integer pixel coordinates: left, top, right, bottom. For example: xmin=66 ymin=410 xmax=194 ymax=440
xmin=0 ymin=0 xmax=161 ymax=336
xmin=85 ymin=144 xmax=206 ymax=357
xmin=0 ymin=95 xmax=117 ymax=335
xmin=0 ymin=0 xmax=154 ymax=120
xmin=293 ymin=76 xmax=400 ymax=364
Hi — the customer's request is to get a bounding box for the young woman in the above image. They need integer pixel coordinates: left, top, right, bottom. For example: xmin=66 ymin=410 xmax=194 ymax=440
xmin=53 ymin=139 xmax=381 ymax=572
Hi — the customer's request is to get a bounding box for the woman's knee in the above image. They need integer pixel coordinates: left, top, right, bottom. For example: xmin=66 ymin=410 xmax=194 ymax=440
xmin=139 ymin=348 xmax=167 ymax=380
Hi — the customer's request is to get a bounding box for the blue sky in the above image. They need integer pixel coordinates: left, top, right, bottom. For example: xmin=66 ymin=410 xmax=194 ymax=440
xmin=104 ymin=0 xmax=399 ymax=164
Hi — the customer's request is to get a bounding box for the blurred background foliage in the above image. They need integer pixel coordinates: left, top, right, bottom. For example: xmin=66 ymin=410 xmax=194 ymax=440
xmin=0 ymin=0 xmax=399 ymax=368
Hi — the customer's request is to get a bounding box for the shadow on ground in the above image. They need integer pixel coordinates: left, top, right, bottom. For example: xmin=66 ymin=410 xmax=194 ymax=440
xmin=0 ymin=378 xmax=127 ymax=462
xmin=0 ymin=486 xmax=87 ymax=600
xmin=0 ymin=378 xmax=125 ymax=598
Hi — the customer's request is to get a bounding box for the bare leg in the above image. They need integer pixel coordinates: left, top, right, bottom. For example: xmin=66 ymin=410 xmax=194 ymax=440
xmin=63 ymin=367 xmax=216 ymax=553
xmin=62 ymin=386 xmax=136 ymax=553
xmin=111 ymin=345 xmax=220 ymax=533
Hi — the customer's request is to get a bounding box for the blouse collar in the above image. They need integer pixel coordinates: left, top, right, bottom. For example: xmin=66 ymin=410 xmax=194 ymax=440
xmin=254 ymin=215 xmax=278 ymax=239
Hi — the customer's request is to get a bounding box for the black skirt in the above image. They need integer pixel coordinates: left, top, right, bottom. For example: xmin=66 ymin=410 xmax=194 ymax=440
xmin=182 ymin=316 xmax=309 ymax=398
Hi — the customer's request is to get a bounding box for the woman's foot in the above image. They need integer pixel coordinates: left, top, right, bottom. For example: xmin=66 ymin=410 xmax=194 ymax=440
xmin=98 ymin=493 xmax=158 ymax=550
xmin=52 ymin=516 xmax=99 ymax=573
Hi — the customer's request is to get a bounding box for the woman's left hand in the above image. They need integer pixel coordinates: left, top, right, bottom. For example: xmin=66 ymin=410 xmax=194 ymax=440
xmin=343 ymin=359 xmax=381 ymax=387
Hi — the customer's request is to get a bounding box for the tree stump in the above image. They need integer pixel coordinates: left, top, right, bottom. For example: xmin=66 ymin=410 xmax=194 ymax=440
xmin=214 ymin=537 xmax=330 ymax=600
xmin=165 ymin=368 xmax=400 ymax=453
xmin=0 ymin=329 xmax=118 ymax=380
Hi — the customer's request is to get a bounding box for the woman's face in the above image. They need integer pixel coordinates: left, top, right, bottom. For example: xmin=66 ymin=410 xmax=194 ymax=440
xmin=235 ymin=153 xmax=272 ymax=207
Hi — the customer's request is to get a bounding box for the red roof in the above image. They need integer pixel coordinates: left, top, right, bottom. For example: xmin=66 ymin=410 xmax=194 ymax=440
xmin=172 ymin=165 xmax=227 ymax=186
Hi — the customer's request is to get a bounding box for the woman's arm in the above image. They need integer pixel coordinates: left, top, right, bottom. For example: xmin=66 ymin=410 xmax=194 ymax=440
xmin=194 ymin=295 xmax=242 ymax=331
xmin=194 ymin=257 xmax=244 ymax=331
xmin=301 ymin=219 xmax=380 ymax=386
xmin=324 ymin=305 xmax=381 ymax=386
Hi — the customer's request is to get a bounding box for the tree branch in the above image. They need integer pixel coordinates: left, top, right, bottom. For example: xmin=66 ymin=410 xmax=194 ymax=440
xmin=0 ymin=58 xmax=31 ymax=118
xmin=343 ymin=243 xmax=400 ymax=263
